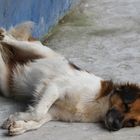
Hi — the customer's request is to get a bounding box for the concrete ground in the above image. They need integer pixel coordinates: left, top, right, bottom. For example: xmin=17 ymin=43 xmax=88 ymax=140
xmin=0 ymin=0 xmax=140 ymax=139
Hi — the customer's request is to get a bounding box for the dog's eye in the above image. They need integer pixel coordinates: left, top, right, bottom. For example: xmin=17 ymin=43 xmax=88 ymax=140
xmin=124 ymin=104 xmax=130 ymax=113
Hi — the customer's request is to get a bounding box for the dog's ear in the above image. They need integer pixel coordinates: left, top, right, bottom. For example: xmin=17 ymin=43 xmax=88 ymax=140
xmin=116 ymin=83 xmax=140 ymax=104
xmin=8 ymin=21 xmax=34 ymax=41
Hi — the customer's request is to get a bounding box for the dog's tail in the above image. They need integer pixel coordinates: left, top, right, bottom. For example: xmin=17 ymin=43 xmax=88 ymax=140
xmin=8 ymin=21 xmax=35 ymax=41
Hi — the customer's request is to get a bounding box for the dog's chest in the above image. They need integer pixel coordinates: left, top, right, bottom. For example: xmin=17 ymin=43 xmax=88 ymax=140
xmin=49 ymin=73 xmax=106 ymax=122
xmin=50 ymin=84 xmax=109 ymax=123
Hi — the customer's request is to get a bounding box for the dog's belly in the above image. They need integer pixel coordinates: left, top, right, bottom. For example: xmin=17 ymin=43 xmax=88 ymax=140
xmin=12 ymin=57 xmax=73 ymax=99
xmin=12 ymin=64 xmax=47 ymax=100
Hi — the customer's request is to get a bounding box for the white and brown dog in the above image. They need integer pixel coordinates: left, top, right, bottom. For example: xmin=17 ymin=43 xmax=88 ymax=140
xmin=0 ymin=23 xmax=139 ymax=136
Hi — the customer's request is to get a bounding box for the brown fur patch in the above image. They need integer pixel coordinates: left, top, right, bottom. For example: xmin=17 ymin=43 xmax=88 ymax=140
xmin=130 ymin=99 xmax=140 ymax=112
xmin=124 ymin=98 xmax=140 ymax=121
xmin=28 ymin=36 xmax=38 ymax=42
xmin=96 ymin=80 xmax=114 ymax=99
xmin=1 ymin=42 xmax=43 ymax=64
xmin=110 ymin=94 xmax=125 ymax=112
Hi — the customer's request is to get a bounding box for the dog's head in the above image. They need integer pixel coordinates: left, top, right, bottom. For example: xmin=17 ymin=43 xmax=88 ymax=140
xmin=105 ymin=83 xmax=140 ymax=131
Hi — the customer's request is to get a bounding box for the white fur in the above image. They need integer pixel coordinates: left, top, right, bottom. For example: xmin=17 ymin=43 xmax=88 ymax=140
xmin=0 ymin=24 xmax=109 ymax=136
xmin=8 ymin=21 xmax=34 ymax=41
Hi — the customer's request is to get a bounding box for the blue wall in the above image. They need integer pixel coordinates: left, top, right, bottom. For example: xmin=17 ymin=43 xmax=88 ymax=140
xmin=0 ymin=0 xmax=80 ymax=38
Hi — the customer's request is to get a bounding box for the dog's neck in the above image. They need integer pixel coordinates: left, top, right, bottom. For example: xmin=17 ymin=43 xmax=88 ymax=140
xmin=81 ymin=80 xmax=114 ymax=122
xmin=92 ymin=80 xmax=114 ymax=121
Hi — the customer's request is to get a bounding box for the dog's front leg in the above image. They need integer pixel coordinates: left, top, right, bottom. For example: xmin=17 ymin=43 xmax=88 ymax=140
xmin=2 ymin=83 xmax=60 ymax=135
xmin=4 ymin=113 xmax=52 ymax=136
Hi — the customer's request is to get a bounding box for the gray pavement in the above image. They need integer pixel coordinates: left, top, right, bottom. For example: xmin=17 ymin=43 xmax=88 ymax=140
xmin=0 ymin=0 xmax=140 ymax=139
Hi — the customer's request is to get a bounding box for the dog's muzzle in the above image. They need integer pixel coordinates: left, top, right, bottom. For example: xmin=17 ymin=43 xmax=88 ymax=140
xmin=105 ymin=108 xmax=124 ymax=131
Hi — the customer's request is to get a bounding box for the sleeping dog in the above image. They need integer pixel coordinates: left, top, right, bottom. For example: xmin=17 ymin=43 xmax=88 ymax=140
xmin=0 ymin=22 xmax=139 ymax=136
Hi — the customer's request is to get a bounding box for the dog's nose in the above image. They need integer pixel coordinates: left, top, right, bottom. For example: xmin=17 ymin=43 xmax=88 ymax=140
xmin=105 ymin=108 xmax=124 ymax=131
xmin=106 ymin=117 xmax=122 ymax=131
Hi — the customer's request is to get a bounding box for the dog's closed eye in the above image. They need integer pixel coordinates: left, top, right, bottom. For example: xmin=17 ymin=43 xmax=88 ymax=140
xmin=124 ymin=119 xmax=138 ymax=127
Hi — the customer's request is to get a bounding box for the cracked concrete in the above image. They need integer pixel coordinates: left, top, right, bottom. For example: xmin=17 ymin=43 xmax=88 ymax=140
xmin=0 ymin=0 xmax=140 ymax=139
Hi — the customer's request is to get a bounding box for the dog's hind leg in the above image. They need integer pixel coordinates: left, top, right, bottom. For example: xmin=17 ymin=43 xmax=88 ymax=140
xmin=0 ymin=28 xmax=57 ymax=62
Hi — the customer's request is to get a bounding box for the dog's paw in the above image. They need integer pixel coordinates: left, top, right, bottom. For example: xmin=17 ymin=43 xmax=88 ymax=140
xmin=1 ymin=115 xmax=15 ymax=129
xmin=8 ymin=121 xmax=26 ymax=136
xmin=0 ymin=28 xmax=6 ymax=41
xmin=1 ymin=113 xmax=22 ymax=129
